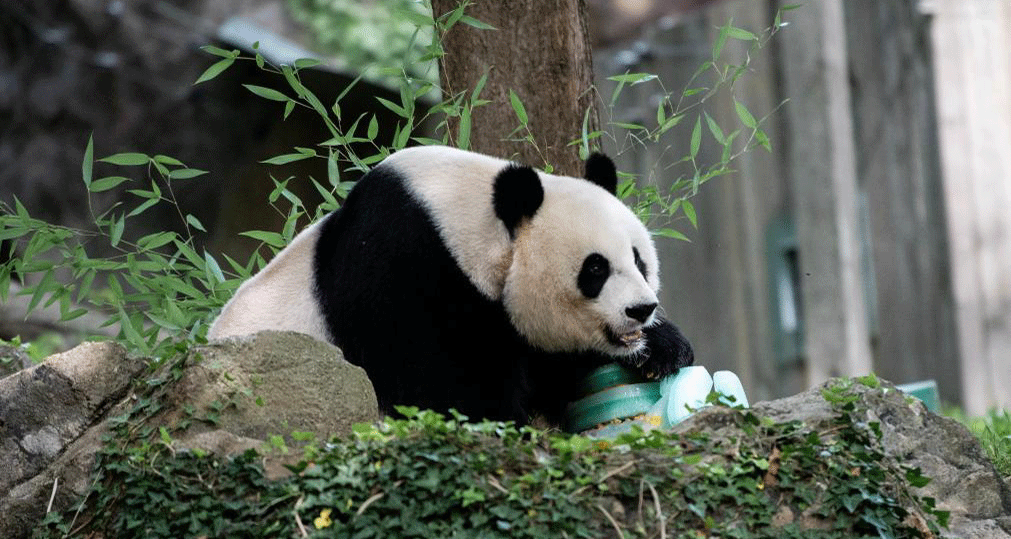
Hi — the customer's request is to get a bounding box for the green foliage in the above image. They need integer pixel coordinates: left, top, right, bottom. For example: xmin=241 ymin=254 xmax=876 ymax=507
xmin=287 ymin=0 xmax=438 ymax=84
xmin=947 ymin=407 xmax=1011 ymax=477
xmin=0 ymin=334 xmax=62 ymax=364
xmin=583 ymin=10 xmax=795 ymax=239
xmin=971 ymin=410 xmax=1011 ymax=477
xmin=36 ymin=374 xmax=948 ymax=538
xmin=1 ymin=3 xmax=790 ymax=359
xmin=1 ymin=145 xmax=239 ymax=357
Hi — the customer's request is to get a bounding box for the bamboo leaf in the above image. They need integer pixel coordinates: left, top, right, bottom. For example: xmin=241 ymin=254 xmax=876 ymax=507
xmin=459 ymin=15 xmax=495 ymax=30
xmin=580 ymin=107 xmax=591 ymax=158
xmin=153 ymin=155 xmax=184 ymax=166
xmin=458 ymin=107 xmax=471 ymax=150
xmin=194 ymin=57 xmax=235 ymax=85
xmin=327 ymin=151 xmax=341 ymax=187
xmin=186 ymin=214 xmax=207 ymax=232
xmin=281 ymin=65 xmax=306 ymax=98
xmin=311 ymin=178 xmax=340 ymax=210
xmin=82 ymin=134 xmax=93 ymax=189
xmin=376 ymin=97 xmax=408 ymax=118
xmin=243 ymin=84 xmax=289 ymax=102
xmin=110 ymin=215 xmax=125 ymax=247
xmin=127 ymin=198 xmax=159 ymax=218
xmin=204 ymin=251 xmax=225 ymax=284
xmin=690 ymin=115 xmax=702 ymax=158
xmin=294 ymin=58 xmax=322 ymax=70
xmin=367 ymin=115 xmax=379 ymax=140
xmin=735 ymin=99 xmax=757 ymax=129
xmin=261 ymin=153 xmax=314 ymax=165
xmin=89 ymin=176 xmax=131 ymax=193
xmin=201 ymin=45 xmax=238 ymax=58
xmin=683 ymin=200 xmax=698 ymax=229
xmin=100 ymin=153 xmax=149 ymax=166
xmin=239 ymin=230 xmax=287 ymax=248
xmin=713 ymin=23 xmax=730 ymax=60
xmin=655 ymin=228 xmax=691 ymax=242
xmin=705 ymin=111 xmax=725 ymax=145
xmin=727 ymin=26 xmax=757 ymax=41
xmin=443 ymin=3 xmax=466 ymax=29
xmin=659 ymin=114 xmax=684 ymax=135
xmin=169 ymin=168 xmax=208 ymax=180
xmin=607 ymin=73 xmax=658 ymax=85
xmin=471 ymin=70 xmax=489 ymax=102
xmin=137 ymin=231 xmax=176 ymax=251
xmin=508 ymin=90 xmax=528 ymax=125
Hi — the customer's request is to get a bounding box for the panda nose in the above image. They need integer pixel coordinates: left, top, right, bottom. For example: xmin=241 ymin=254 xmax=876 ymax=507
xmin=625 ymin=302 xmax=657 ymax=323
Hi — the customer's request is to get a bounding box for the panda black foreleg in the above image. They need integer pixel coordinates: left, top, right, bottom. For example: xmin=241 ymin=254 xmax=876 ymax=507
xmin=630 ymin=316 xmax=694 ymax=379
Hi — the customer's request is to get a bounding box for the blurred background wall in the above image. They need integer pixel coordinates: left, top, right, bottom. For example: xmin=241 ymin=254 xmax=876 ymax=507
xmin=2 ymin=0 xmax=1010 ymax=414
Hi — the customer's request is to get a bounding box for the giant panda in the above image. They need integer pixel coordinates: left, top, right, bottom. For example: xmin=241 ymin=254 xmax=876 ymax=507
xmin=209 ymin=145 xmax=693 ymax=426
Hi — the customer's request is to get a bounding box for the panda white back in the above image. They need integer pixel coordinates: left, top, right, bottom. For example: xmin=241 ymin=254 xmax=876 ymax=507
xmin=207 ymin=220 xmax=330 ymax=342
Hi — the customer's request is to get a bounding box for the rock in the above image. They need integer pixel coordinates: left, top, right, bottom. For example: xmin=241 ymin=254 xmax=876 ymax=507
xmin=165 ymin=331 xmax=379 ymax=442
xmin=0 ymin=341 xmax=141 ymax=539
xmin=0 ymin=344 xmax=32 ymax=378
xmin=0 ymin=331 xmax=379 ymax=539
xmin=4 ymin=338 xmax=1007 ymax=538
xmin=675 ymin=379 xmax=1011 ymax=538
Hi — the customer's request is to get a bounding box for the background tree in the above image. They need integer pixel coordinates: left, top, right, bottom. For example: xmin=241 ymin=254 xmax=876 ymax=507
xmin=431 ymin=0 xmax=598 ymax=176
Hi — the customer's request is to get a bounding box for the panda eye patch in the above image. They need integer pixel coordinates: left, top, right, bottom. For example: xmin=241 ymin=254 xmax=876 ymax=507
xmin=578 ymin=253 xmax=611 ymax=299
xmin=633 ymin=247 xmax=647 ymax=278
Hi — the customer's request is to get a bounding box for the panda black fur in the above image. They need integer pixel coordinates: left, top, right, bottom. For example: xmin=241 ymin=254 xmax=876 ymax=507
xmin=209 ymin=146 xmax=693 ymax=426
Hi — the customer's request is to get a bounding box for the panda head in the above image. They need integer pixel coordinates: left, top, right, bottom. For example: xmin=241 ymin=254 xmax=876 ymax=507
xmin=493 ymin=153 xmax=662 ymax=357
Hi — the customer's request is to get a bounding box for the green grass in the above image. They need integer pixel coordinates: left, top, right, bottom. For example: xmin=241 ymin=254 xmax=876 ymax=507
xmin=948 ymin=408 xmax=1011 ymax=477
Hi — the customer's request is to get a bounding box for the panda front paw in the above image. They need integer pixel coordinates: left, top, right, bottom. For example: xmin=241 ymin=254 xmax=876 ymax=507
xmin=634 ymin=317 xmax=694 ymax=379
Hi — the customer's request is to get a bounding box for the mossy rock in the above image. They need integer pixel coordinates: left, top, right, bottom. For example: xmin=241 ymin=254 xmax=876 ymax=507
xmin=34 ymin=375 xmax=993 ymax=538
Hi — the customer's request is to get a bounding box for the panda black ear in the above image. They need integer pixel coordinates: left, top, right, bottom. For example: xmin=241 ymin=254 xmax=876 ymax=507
xmin=584 ymin=152 xmax=618 ymax=195
xmin=493 ymin=164 xmax=544 ymax=238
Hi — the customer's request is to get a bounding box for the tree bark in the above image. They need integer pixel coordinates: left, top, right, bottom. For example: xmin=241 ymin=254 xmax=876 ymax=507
xmin=431 ymin=0 xmax=599 ymax=176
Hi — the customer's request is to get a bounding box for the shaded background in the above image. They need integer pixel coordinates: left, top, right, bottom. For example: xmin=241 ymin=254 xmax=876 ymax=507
xmin=2 ymin=0 xmax=1009 ymax=415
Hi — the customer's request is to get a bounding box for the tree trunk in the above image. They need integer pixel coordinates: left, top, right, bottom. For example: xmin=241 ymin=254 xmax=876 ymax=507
xmin=431 ymin=0 xmax=599 ymax=177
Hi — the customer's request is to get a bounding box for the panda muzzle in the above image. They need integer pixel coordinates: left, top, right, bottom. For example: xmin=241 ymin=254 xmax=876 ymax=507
xmin=619 ymin=329 xmax=644 ymax=346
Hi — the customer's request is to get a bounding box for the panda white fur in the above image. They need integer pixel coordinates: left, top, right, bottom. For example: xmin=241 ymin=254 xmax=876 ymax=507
xmin=209 ymin=145 xmax=693 ymax=426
